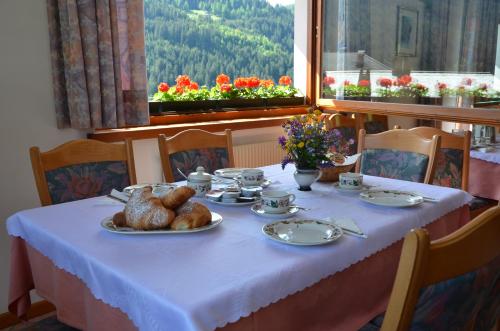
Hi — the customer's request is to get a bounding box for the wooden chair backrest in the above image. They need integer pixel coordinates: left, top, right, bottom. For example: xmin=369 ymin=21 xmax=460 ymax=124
xmin=158 ymin=129 xmax=235 ymax=182
xmin=381 ymin=206 xmax=500 ymax=331
xmin=409 ymin=127 xmax=471 ymax=191
xmin=356 ymin=129 xmax=441 ymax=184
xmin=324 ymin=113 xmax=357 ymax=131
xmin=30 ymin=139 xmax=136 ymax=206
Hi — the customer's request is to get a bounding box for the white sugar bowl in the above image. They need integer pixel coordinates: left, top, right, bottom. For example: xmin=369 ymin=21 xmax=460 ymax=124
xmin=187 ymin=166 xmax=212 ymax=197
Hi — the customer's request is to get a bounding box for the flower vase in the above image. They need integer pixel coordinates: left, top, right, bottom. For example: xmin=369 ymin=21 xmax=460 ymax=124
xmin=293 ymin=168 xmax=321 ymax=191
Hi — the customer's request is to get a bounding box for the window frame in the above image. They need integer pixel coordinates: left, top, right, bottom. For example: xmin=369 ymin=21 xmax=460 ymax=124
xmin=312 ymin=0 xmax=500 ymax=127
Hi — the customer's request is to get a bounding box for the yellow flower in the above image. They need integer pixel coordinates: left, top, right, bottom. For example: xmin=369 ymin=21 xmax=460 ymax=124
xmin=297 ymin=142 xmax=305 ymax=148
xmin=314 ymin=109 xmax=322 ymax=116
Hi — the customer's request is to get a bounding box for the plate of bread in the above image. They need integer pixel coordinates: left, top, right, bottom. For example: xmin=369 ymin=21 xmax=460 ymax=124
xmin=102 ymin=186 xmax=222 ymax=234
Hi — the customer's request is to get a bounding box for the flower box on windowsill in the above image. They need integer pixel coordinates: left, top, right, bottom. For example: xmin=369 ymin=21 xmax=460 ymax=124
xmin=265 ymin=96 xmax=305 ymax=107
xmin=149 ymin=100 xmax=220 ymax=114
xmin=216 ymin=98 xmax=266 ymax=109
xmin=149 ymin=96 xmax=305 ymax=115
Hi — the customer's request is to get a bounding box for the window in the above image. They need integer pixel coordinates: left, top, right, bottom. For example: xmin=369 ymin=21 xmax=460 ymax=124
xmin=144 ymin=0 xmax=300 ymax=114
xmin=318 ymin=0 xmax=500 ymax=108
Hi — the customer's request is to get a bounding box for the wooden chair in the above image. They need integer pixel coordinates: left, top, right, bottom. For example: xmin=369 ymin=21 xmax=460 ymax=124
xmin=356 ymin=129 xmax=441 ymax=184
xmin=323 ymin=113 xmax=358 ymax=155
xmin=30 ymin=139 xmax=136 ymax=206
xmin=380 ymin=205 xmax=500 ymax=331
xmin=365 ymin=114 xmax=388 ymax=133
xmin=158 ymin=129 xmax=235 ymax=182
xmin=409 ymin=127 xmax=471 ymax=191
xmin=407 ymin=127 xmax=497 ymax=218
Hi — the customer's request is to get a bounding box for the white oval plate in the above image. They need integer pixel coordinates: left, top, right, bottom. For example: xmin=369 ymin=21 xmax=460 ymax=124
xmin=101 ymin=212 xmax=223 ymax=234
xmin=359 ymin=190 xmax=424 ymax=207
xmin=214 ymin=168 xmax=251 ymax=179
xmin=123 ymin=183 xmax=177 ymax=196
xmin=206 ymin=198 xmax=260 ymax=207
xmin=251 ymin=204 xmax=300 ymax=219
xmin=332 ymin=182 xmax=371 ymax=193
xmin=262 ymin=219 xmax=343 ymax=246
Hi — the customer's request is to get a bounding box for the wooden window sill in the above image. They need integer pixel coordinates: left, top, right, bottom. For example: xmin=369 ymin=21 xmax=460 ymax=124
xmin=318 ymin=100 xmax=500 ymax=126
xmin=88 ymin=106 xmax=308 ymax=142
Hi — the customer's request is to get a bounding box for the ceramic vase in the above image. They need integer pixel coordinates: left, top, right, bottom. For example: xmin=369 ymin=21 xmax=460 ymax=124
xmin=293 ymin=168 xmax=321 ymax=191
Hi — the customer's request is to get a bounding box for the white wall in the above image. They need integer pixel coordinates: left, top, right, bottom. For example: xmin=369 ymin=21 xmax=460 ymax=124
xmin=0 ymin=0 xmax=85 ymax=311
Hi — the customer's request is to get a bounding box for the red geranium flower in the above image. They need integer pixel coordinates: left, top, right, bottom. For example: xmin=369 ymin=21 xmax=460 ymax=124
xmin=377 ymin=77 xmax=393 ymax=88
xmin=216 ymin=74 xmax=230 ymax=85
xmin=343 ymin=80 xmax=351 ymax=86
xmin=189 ymin=82 xmax=199 ymax=90
xmin=358 ymin=80 xmax=370 ymax=87
xmin=176 ymin=75 xmax=191 ymax=88
xmin=234 ymin=77 xmax=248 ymax=89
xmin=396 ymin=75 xmax=412 ymax=86
xmin=462 ymin=77 xmax=473 ymax=86
xmin=323 ymin=76 xmax=335 ymax=85
xmin=158 ymin=82 xmax=169 ymax=92
xmin=415 ymin=83 xmax=426 ymax=90
xmin=478 ymin=83 xmax=488 ymax=90
xmin=248 ymin=76 xmax=260 ymax=88
xmin=437 ymin=82 xmax=447 ymax=90
xmin=174 ymin=85 xmax=184 ymax=94
xmin=260 ymin=79 xmax=274 ymax=88
xmin=220 ymin=83 xmax=232 ymax=93
xmin=278 ymin=75 xmax=292 ymax=86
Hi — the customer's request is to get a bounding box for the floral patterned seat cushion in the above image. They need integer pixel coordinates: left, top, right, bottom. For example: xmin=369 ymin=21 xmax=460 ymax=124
xmin=45 ymin=161 xmax=130 ymax=204
xmin=360 ymin=256 xmax=500 ymax=331
xmin=433 ymin=148 xmax=463 ymax=189
xmin=169 ymin=148 xmax=230 ymax=182
xmin=360 ymin=149 xmax=429 ymax=183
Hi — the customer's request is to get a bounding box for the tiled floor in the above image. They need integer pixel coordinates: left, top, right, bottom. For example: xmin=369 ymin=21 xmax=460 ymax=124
xmin=5 ymin=313 xmax=78 ymax=331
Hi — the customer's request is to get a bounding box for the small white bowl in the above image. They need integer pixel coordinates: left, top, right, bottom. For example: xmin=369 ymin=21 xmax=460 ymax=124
xmin=339 ymin=173 xmax=363 ymax=189
xmin=241 ymin=186 xmax=263 ymax=197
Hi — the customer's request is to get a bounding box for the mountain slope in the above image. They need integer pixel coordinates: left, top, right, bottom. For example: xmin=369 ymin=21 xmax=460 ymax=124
xmin=144 ymin=0 xmax=294 ymax=95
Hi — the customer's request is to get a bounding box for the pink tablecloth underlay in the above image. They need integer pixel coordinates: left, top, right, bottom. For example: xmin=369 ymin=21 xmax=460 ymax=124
xmin=9 ymin=206 xmax=469 ymax=331
xmin=469 ymin=158 xmax=500 ymax=201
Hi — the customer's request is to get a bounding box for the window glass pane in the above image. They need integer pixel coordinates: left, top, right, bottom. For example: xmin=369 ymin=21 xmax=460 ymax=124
xmin=321 ymin=0 xmax=500 ymax=107
xmin=144 ymin=0 xmax=296 ymax=106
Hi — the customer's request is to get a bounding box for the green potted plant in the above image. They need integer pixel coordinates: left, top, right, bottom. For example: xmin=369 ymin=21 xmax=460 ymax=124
xmin=150 ymin=73 xmax=304 ymax=115
xmin=342 ymin=80 xmax=371 ymax=101
xmin=322 ymin=75 xmax=336 ymax=98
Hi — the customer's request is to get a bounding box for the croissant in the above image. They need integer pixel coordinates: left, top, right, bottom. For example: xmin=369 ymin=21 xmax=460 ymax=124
xmin=160 ymin=186 xmax=196 ymax=210
xmin=170 ymin=201 xmax=212 ymax=230
xmin=123 ymin=186 xmax=175 ymax=230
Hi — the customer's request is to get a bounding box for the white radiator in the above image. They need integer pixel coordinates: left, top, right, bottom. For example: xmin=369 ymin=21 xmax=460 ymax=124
xmin=233 ymin=141 xmax=286 ymax=168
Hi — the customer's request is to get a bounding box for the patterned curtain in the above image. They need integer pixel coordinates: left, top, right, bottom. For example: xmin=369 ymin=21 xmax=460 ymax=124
xmin=47 ymin=0 xmax=149 ymax=129
xmin=420 ymin=0 xmax=451 ymax=71
xmin=459 ymin=0 xmax=500 ymax=73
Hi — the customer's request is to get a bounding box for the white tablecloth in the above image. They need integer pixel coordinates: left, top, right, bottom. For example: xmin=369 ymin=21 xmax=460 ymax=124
xmin=470 ymin=147 xmax=500 ymax=164
xmin=6 ymin=164 xmax=472 ymax=331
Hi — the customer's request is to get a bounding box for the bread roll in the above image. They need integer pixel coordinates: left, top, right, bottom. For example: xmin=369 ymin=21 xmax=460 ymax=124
xmin=112 ymin=211 xmax=127 ymax=227
xmin=160 ymin=186 xmax=196 ymax=209
xmin=170 ymin=201 xmax=212 ymax=230
xmin=124 ymin=187 xmax=175 ymax=230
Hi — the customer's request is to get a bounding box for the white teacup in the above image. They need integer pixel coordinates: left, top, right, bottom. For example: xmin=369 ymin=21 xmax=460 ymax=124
xmin=241 ymin=169 xmax=264 ymax=186
xmin=339 ymin=173 xmax=363 ymax=189
xmin=261 ymin=191 xmax=295 ymax=214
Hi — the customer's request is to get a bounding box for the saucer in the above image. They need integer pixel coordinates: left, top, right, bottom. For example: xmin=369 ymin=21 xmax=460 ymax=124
xmin=250 ymin=204 xmax=300 ymax=219
xmin=332 ymin=182 xmax=371 ymax=193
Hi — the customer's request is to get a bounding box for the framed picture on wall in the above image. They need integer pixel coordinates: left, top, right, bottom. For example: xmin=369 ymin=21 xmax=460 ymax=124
xmin=396 ymin=7 xmax=418 ymax=56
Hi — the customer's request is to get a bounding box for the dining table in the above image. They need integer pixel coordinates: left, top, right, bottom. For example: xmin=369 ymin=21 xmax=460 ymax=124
xmin=469 ymin=143 xmax=500 ymax=201
xmin=7 ymin=164 xmax=472 ymax=331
